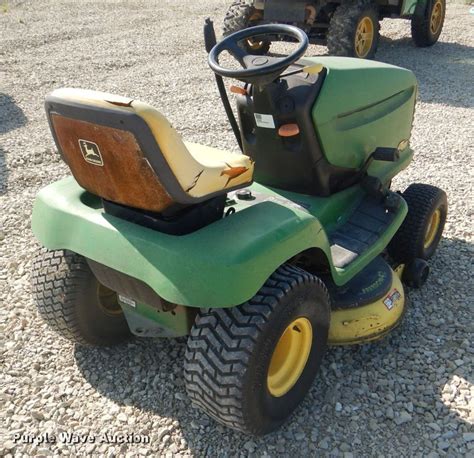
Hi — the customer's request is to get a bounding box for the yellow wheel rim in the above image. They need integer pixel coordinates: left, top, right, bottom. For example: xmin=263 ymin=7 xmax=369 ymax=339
xmin=424 ymin=209 xmax=441 ymax=249
xmin=267 ymin=317 xmax=313 ymax=397
xmin=430 ymin=0 xmax=443 ymax=35
xmin=97 ymin=283 xmax=122 ymax=316
xmin=354 ymin=16 xmax=374 ymax=58
xmin=247 ymin=38 xmax=266 ymax=51
xmin=246 ymin=11 xmax=266 ymax=51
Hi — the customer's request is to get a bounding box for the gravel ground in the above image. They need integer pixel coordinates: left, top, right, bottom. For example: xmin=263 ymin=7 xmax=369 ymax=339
xmin=1 ymin=0 xmax=473 ymax=456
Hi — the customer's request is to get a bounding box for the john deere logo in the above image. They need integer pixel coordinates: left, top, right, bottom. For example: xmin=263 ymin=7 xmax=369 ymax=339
xmin=78 ymin=139 xmax=103 ymax=166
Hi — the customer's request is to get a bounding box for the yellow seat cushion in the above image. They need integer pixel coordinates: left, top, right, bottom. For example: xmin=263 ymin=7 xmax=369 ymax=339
xmin=49 ymin=88 xmax=254 ymax=199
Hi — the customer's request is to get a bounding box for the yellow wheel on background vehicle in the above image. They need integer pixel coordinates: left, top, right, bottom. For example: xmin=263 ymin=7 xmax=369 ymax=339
xmin=411 ymin=0 xmax=445 ymax=47
xmin=267 ymin=317 xmax=313 ymax=397
xmin=223 ymin=2 xmax=270 ymax=55
xmin=430 ymin=0 xmax=444 ymax=35
xmin=354 ymin=16 xmax=374 ymax=58
xmin=246 ymin=11 xmax=269 ymax=53
xmin=327 ymin=1 xmax=380 ymax=59
xmin=423 ymin=208 xmax=441 ymax=249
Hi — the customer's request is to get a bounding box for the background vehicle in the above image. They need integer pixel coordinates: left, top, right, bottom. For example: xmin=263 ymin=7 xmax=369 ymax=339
xmin=223 ymin=0 xmax=446 ymax=58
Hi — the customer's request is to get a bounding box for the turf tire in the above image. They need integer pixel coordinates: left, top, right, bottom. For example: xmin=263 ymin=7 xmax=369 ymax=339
xmin=223 ymin=1 xmax=270 ymax=54
xmin=402 ymin=258 xmax=430 ymax=288
xmin=32 ymin=248 xmax=131 ymax=346
xmin=327 ymin=0 xmax=380 ymax=59
xmin=184 ymin=264 xmax=330 ymax=435
xmin=388 ymin=184 xmax=447 ymax=263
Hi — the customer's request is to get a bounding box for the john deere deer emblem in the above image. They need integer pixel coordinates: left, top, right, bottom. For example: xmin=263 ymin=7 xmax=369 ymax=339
xmin=78 ymin=139 xmax=103 ymax=166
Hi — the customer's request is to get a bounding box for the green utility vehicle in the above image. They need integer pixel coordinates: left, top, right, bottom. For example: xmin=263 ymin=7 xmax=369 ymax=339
xmin=31 ymin=23 xmax=447 ymax=435
xmin=223 ymin=0 xmax=446 ymax=58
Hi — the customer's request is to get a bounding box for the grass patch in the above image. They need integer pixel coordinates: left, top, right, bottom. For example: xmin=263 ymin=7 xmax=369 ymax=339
xmin=1 ymin=1 xmax=9 ymax=14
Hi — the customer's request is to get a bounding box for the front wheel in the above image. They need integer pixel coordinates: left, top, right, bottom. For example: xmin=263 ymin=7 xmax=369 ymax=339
xmin=388 ymin=184 xmax=447 ymax=263
xmin=411 ymin=0 xmax=445 ymax=47
xmin=327 ymin=0 xmax=380 ymax=59
xmin=32 ymin=248 xmax=131 ymax=346
xmin=184 ymin=264 xmax=330 ymax=435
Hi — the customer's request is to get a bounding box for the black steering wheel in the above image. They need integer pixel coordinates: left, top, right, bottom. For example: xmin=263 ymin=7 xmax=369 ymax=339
xmin=208 ymin=24 xmax=309 ymax=86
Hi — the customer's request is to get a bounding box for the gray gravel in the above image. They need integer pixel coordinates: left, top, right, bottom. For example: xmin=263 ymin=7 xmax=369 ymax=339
xmin=1 ymin=0 xmax=473 ymax=456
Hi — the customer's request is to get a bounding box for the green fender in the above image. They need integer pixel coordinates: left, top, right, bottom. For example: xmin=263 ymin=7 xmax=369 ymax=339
xmin=32 ymin=177 xmax=331 ymax=308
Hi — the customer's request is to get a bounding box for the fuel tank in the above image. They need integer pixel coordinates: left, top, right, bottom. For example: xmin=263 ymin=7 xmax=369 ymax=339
xmin=309 ymin=57 xmax=417 ymax=169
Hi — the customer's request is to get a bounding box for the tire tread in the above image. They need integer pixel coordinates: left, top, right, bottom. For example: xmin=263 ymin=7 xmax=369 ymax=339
xmin=31 ymin=248 xmax=129 ymax=346
xmin=411 ymin=0 xmax=445 ymax=47
xmin=222 ymin=0 xmax=270 ymax=54
xmin=388 ymin=183 xmax=447 ymax=262
xmin=327 ymin=0 xmax=380 ymax=59
xmin=184 ymin=264 xmax=329 ymax=433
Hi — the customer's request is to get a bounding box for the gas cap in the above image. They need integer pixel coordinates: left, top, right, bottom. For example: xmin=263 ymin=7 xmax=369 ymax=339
xmin=236 ymin=189 xmax=254 ymax=200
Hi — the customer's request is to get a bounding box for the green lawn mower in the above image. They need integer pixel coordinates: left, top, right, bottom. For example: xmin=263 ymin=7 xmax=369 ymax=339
xmin=31 ymin=22 xmax=447 ymax=435
xmin=223 ymin=0 xmax=446 ymax=58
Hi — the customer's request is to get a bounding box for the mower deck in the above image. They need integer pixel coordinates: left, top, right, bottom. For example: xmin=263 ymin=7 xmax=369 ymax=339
xmin=324 ymin=256 xmax=405 ymax=344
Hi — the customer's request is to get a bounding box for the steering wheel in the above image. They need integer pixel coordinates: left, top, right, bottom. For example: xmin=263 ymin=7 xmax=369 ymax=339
xmin=208 ymin=24 xmax=309 ymax=86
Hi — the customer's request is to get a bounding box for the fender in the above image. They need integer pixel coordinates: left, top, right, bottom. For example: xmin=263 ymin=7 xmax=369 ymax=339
xmin=32 ymin=177 xmax=330 ymax=308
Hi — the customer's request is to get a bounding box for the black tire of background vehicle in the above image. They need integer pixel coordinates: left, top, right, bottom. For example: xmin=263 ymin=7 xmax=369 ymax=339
xmin=327 ymin=0 xmax=380 ymax=59
xmin=31 ymin=248 xmax=131 ymax=346
xmin=223 ymin=0 xmax=271 ymax=54
xmin=388 ymin=183 xmax=447 ymax=263
xmin=411 ymin=0 xmax=445 ymax=47
xmin=184 ymin=264 xmax=330 ymax=435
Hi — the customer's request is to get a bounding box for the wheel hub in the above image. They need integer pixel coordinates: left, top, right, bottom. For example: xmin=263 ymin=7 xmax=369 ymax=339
xmin=97 ymin=283 xmax=122 ymax=316
xmin=424 ymin=209 xmax=441 ymax=249
xmin=354 ymin=16 xmax=374 ymax=58
xmin=247 ymin=11 xmax=266 ymax=51
xmin=430 ymin=0 xmax=443 ymax=35
xmin=267 ymin=317 xmax=312 ymax=397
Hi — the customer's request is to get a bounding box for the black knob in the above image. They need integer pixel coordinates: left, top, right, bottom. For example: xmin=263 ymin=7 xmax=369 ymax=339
xmin=236 ymin=189 xmax=254 ymax=200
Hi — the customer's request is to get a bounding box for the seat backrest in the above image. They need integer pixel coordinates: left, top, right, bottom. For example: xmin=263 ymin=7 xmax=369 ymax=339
xmin=45 ymin=88 xmax=253 ymax=212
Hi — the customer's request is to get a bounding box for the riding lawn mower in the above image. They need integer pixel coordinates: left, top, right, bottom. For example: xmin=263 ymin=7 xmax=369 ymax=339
xmin=31 ymin=22 xmax=447 ymax=435
xmin=223 ymin=0 xmax=446 ymax=58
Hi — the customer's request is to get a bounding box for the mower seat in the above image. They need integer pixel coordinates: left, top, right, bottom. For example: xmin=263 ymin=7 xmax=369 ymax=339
xmin=45 ymin=88 xmax=254 ymax=212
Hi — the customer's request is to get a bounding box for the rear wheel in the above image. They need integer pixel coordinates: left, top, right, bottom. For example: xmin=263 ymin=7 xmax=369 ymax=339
xmin=184 ymin=264 xmax=330 ymax=435
xmin=388 ymin=184 xmax=447 ymax=263
xmin=223 ymin=1 xmax=271 ymax=55
xmin=32 ymin=248 xmax=131 ymax=346
xmin=411 ymin=0 xmax=445 ymax=47
xmin=327 ymin=0 xmax=380 ymax=59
